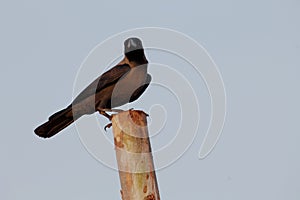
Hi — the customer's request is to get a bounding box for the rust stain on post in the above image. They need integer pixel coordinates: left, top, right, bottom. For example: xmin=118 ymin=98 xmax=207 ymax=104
xmin=144 ymin=194 xmax=155 ymax=200
xmin=112 ymin=110 xmax=160 ymax=200
xmin=143 ymin=185 xmax=148 ymax=193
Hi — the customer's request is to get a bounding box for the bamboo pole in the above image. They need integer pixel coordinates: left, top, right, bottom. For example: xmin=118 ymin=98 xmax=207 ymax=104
xmin=111 ymin=110 xmax=160 ymax=200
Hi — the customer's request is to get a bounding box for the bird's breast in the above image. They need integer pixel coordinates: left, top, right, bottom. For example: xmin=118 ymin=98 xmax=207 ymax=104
xmin=110 ymin=65 xmax=148 ymax=106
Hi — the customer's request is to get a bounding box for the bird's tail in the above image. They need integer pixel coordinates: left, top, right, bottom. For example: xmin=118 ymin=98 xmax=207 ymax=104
xmin=34 ymin=106 xmax=74 ymax=138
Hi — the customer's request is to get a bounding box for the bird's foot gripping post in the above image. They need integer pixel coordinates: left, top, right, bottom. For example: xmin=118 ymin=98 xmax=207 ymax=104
xmin=98 ymin=108 xmax=126 ymax=131
xmin=98 ymin=109 xmax=112 ymax=120
xmin=111 ymin=110 xmax=160 ymax=200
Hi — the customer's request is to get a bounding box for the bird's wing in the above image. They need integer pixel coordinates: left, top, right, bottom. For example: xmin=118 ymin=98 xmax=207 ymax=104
xmin=129 ymin=74 xmax=152 ymax=102
xmin=72 ymin=64 xmax=131 ymax=105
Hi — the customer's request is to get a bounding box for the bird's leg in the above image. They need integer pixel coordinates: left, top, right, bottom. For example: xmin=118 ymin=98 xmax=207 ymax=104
xmin=97 ymin=109 xmax=112 ymax=120
xmin=97 ymin=108 xmax=136 ymax=131
xmin=97 ymin=109 xmax=114 ymax=131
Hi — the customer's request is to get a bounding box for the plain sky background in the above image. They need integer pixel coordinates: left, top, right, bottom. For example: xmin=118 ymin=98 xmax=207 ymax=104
xmin=0 ymin=0 xmax=300 ymax=199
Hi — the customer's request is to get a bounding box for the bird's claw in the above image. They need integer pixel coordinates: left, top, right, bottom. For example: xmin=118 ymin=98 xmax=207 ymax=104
xmin=104 ymin=123 xmax=112 ymax=131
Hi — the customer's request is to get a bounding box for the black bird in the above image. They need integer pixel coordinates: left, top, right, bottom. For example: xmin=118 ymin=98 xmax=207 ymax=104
xmin=35 ymin=37 xmax=151 ymax=138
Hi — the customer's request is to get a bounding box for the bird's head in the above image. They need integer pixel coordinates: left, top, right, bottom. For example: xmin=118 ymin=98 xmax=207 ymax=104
xmin=124 ymin=37 xmax=147 ymax=63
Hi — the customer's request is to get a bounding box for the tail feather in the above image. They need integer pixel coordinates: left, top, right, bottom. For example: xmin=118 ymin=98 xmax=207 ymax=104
xmin=34 ymin=107 xmax=74 ymax=138
xmin=48 ymin=105 xmax=71 ymax=120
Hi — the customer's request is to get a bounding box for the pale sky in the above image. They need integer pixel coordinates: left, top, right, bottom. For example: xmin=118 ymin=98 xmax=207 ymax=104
xmin=0 ymin=1 xmax=299 ymax=199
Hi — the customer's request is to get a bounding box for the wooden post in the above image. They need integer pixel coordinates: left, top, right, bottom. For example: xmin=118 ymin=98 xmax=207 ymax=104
xmin=111 ymin=110 xmax=160 ymax=200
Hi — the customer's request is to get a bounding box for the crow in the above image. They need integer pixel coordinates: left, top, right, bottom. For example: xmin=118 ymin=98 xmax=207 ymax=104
xmin=34 ymin=37 xmax=151 ymax=138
